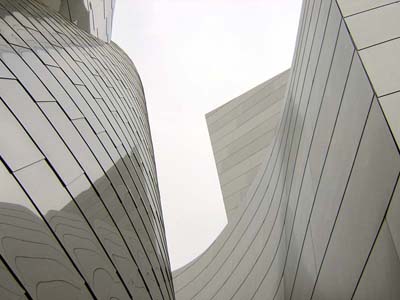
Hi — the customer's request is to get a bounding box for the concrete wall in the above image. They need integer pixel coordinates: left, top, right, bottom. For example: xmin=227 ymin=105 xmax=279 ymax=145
xmin=206 ymin=70 xmax=289 ymax=222
xmin=0 ymin=0 xmax=173 ymax=299
xmin=173 ymin=0 xmax=400 ymax=299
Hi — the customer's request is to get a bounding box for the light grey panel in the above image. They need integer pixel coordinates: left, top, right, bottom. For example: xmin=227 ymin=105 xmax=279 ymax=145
xmin=25 ymin=28 xmax=60 ymax=66
xmin=284 ymin=163 xmax=317 ymax=298
xmin=0 ymin=79 xmax=83 ymax=185
xmin=353 ymin=221 xmax=400 ymax=300
xmin=275 ymin=278 xmax=285 ymax=300
xmin=359 ymin=38 xmax=400 ymax=96
xmin=308 ymin=22 xmax=355 ymax=188
xmin=0 ymin=99 xmax=43 ymax=171
xmin=219 ymin=150 xmax=266 ymax=186
xmin=206 ymin=69 xmax=289 ymax=222
xmin=379 ymin=91 xmax=400 ymax=148
xmin=38 ymin=102 xmax=104 ymax=182
xmin=345 ymin=2 xmax=400 ymax=49
xmin=0 ymin=1 xmax=36 ymax=30
xmin=313 ymin=99 xmax=400 ymax=300
xmin=15 ymin=45 xmax=83 ymax=120
xmin=0 ymin=36 xmax=56 ymax=102
xmin=207 ymin=71 xmax=288 ymax=129
xmin=336 ymin=0 xmax=398 ymax=17
xmin=310 ymin=53 xmax=373 ymax=267
xmin=47 ymin=47 xmax=83 ymax=85
xmin=0 ymin=58 xmax=13 ymax=78
xmin=290 ymin=227 xmax=317 ymax=300
xmin=213 ymin=111 xmax=279 ymax=153
xmin=0 ymin=9 xmax=27 ymax=47
xmin=217 ymin=131 xmax=274 ymax=169
xmin=14 ymin=160 xmax=74 ymax=215
xmin=221 ymin=165 xmax=261 ymax=196
xmin=214 ymin=124 xmax=275 ymax=160
xmin=387 ymin=179 xmax=400 ymax=258
xmin=48 ymin=66 xmax=104 ymax=132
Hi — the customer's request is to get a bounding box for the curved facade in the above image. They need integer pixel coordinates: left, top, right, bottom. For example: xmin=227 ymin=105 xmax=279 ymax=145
xmin=206 ymin=70 xmax=289 ymax=222
xmin=37 ymin=0 xmax=115 ymax=42
xmin=173 ymin=0 xmax=400 ymax=299
xmin=0 ymin=0 xmax=173 ymax=299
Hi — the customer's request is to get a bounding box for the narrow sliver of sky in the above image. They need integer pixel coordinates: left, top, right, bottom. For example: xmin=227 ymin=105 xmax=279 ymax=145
xmin=112 ymin=0 xmax=302 ymax=270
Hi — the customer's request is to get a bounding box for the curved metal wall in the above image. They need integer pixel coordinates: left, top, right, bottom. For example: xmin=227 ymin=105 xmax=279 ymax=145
xmin=0 ymin=0 xmax=174 ymax=299
xmin=37 ymin=0 xmax=115 ymax=42
xmin=173 ymin=0 xmax=400 ymax=299
xmin=205 ymin=70 xmax=289 ymax=222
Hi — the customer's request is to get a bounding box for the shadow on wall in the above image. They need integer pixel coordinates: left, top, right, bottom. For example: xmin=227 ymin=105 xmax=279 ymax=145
xmin=36 ymin=0 xmax=114 ymax=42
xmin=0 ymin=154 xmax=154 ymax=299
xmin=36 ymin=0 xmax=90 ymax=32
xmin=0 ymin=1 xmax=172 ymax=299
xmin=59 ymin=0 xmax=90 ymax=35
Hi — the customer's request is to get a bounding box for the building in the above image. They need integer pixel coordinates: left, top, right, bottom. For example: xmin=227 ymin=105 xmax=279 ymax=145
xmin=173 ymin=0 xmax=400 ymax=299
xmin=1 ymin=0 xmax=400 ymax=299
xmin=206 ymin=70 xmax=289 ymax=222
xmin=0 ymin=0 xmax=174 ymax=299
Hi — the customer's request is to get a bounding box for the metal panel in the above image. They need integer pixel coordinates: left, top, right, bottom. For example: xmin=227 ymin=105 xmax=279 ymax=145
xmin=0 ymin=1 xmax=173 ymax=299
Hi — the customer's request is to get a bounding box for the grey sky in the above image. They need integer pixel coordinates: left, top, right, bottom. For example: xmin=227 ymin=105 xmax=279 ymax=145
xmin=112 ymin=0 xmax=302 ymax=270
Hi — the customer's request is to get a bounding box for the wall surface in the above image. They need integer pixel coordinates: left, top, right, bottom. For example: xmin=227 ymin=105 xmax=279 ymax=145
xmin=0 ymin=0 xmax=174 ymax=299
xmin=37 ymin=0 xmax=115 ymax=42
xmin=206 ymin=70 xmax=289 ymax=222
xmin=173 ymin=0 xmax=400 ymax=299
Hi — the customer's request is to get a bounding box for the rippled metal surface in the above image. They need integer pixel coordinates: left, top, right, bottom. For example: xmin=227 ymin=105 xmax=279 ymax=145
xmin=0 ymin=0 xmax=174 ymax=299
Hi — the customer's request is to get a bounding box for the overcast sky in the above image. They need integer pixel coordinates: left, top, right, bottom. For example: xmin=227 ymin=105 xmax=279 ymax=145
xmin=112 ymin=0 xmax=302 ymax=270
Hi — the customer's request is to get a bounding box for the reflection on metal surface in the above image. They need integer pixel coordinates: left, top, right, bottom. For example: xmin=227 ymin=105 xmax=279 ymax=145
xmin=0 ymin=0 xmax=173 ymax=299
xmin=173 ymin=0 xmax=400 ymax=299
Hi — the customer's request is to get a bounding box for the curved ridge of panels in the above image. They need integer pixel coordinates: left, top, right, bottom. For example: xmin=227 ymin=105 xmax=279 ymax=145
xmin=173 ymin=0 xmax=400 ymax=299
xmin=0 ymin=0 xmax=173 ymax=299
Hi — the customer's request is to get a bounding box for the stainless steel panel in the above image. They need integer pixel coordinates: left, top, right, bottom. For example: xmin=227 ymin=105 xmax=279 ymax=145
xmin=313 ymin=99 xmax=400 ymax=300
xmin=0 ymin=99 xmax=43 ymax=171
xmin=0 ymin=259 xmax=28 ymax=300
xmin=0 ymin=160 xmax=92 ymax=300
xmin=0 ymin=79 xmax=83 ymax=185
xmin=353 ymin=221 xmax=400 ymax=300
xmin=173 ymin=1 xmax=400 ymax=299
xmin=0 ymin=1 xmax=173 ymax=298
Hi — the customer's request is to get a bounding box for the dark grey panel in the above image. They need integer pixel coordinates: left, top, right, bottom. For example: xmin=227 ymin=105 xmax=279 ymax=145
xmin=0 ymin=259 xmax=28 ymax=300
xmin=0 ymin=161 xmax=93 ymax=300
